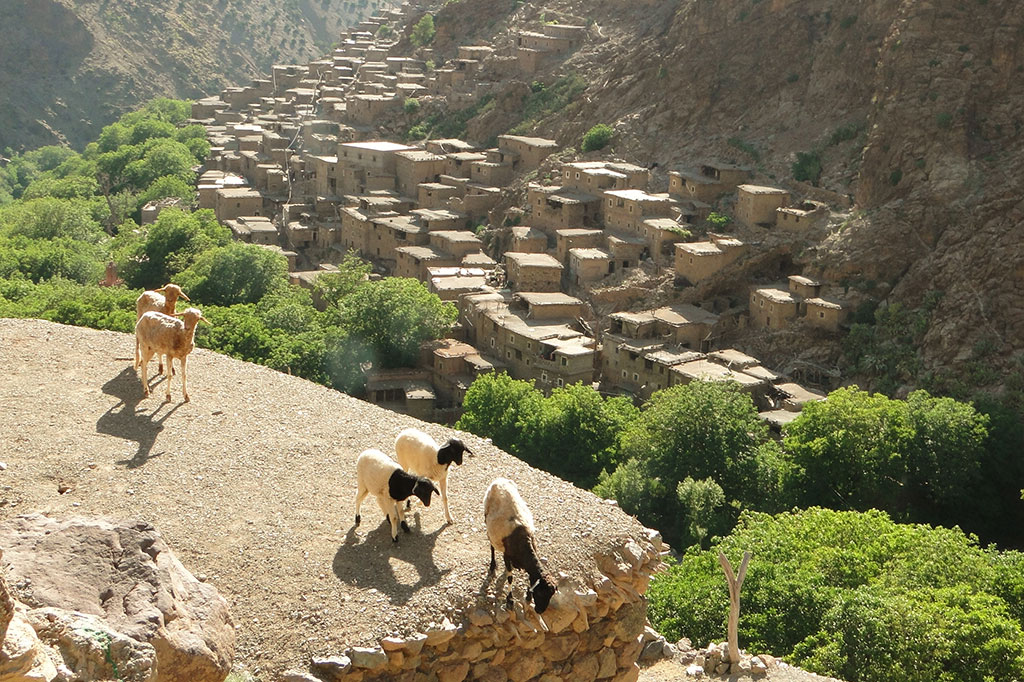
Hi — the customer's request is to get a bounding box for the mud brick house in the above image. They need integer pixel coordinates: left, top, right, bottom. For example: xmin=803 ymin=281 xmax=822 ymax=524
xmin=674 ymin=234 xmax=749 ymax=284
xmin=736 ymin=184 xmax=790 ymax=227
xmin=668 ymin=162 xmax=752 ymax=203
xmin=214 ymin=187 xmax=263 ymax=222
xmin=528 ymin=184 xmax=602 ymax=231
xmin=555 ymin=228 xmax=605 ymax=263
xmin=509 ymin=226 xmax=549 ymax=253
xmin=777 ymin=200 xmax=829 ymax=231
xmin=504 ymin=252 xmax=564 ymax=292
xmin=749 ymin=285 xmax=799 ymax=329
xmin=602 ymin=189 xmax=677 ymax=233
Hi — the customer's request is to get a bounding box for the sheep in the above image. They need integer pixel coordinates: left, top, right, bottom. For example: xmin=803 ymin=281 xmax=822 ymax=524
xmin=134 ymin=307 xmax=207 ymax=402
xmin=395 ymin=428 xmax=471 ymax=524
xmin=354 ymin=448 xmax=439 ymax=542
xmin=483 ymin=477 xmax=555 ymax=614
xmin=135 ymin=284 xmax=190 ymax=375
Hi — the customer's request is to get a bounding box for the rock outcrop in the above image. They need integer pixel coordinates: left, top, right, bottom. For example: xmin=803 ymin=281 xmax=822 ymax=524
xmin=0 ymin=514 xmax=235 ymax=682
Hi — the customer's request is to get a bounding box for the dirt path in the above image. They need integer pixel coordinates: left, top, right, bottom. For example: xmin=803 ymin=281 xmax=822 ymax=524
xmin=0 ymin=319 xmax=647 ymax=677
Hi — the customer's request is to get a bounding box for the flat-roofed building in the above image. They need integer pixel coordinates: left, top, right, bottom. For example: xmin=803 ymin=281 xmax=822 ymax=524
xmin=510 ymin=226 xmax=548 ymax=253
xmin=555 ymin=228 xmax=605 ymax=263
xmin=750 ymin=285 xmax=799 ymax=329
xmin=736 ymin=184 xmax=790 ymax=227
xmin=568 ymin=247 xmax=612 ymax=287
xmin=504 ymin=252 xmax=563 ymax=292
xmin=603 ymin=189 xmax=677 ymax=233
xmin=394 ymin=245 xmax=460 ymax=281
xmin=214 ymin=187 xmax=263 ymax=222
xmin=674 ymin=235 xmax=749 ymax=284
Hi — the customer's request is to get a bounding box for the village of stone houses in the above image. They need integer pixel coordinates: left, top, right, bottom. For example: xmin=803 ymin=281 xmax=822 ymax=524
xmin=178 ymin=4 xmax=847 ymax=431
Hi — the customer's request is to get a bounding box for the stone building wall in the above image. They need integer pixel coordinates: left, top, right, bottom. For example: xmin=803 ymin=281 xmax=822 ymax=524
xmin=296 ymin=532 xmax=666 ymax=682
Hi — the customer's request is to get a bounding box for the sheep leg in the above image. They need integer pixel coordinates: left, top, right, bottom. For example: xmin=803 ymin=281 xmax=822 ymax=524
xmin=139 ymin=349 xmax=151 ymax=397
xmin=375 ymin=496 xmax=400 ymax=541
xmin=354 ymin=485 xmax=369 ymax=526
xmin=164 ymin=356 xmax=173 ymax=402
xmin=134 ymin=337 xmax=141 ymax=370
xmin=440 ymin=473 xmax=453 ymax=524
xmin=489 ymin=545 xmax=497 ymax=574
xmin=397 ymin=501 xmax=410 ymax=533
xmin=504 ymin=555 xmax=513 ymax=585
xmin=180 ymin=355 xmax=189 ymax=403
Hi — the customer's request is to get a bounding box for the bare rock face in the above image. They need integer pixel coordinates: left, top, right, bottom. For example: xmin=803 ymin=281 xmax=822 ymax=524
xmin=0 ymin=514 xmax=234 ymax=682
xmin=0 ymin=613 xmax=58 ymax=682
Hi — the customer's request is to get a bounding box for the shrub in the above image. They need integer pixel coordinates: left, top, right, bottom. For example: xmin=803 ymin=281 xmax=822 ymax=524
xmin=403 ymin=98 xmax=420 ymax=115
xmin=792 ymin=151 xmax=822 ymax=184
xmin=410 ymin=13 xmax=435 ymax=47
xmin=581 ymin=124 xmax=614 ymax=153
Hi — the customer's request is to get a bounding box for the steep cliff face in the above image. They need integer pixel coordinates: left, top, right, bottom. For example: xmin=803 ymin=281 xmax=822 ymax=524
xmin=0 ymin=0 xmax=385 ymax=151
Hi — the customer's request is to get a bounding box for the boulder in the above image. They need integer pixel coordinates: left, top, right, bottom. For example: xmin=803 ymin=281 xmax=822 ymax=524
xmin=0 ymin=614 xmax=58 ymax=682
xmin=0 ymin=514 xmax=234 ymax=682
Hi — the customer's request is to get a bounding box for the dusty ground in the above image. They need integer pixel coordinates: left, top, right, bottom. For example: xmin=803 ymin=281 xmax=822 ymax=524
xmin=639 ymin=657 xmax=843 ymax=682
xmin=0 ymin=319 xmax=650 ymax=678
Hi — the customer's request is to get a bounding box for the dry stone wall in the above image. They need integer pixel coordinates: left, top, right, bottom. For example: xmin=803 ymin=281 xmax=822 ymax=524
xmin=292 ymin=531 xmax=666 ymax=682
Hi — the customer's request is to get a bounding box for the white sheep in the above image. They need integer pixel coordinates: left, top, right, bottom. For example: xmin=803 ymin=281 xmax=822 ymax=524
xmin=395 ymin=428 xmax=471 ymax=524
xmin=134 ymin=307 xmax=207 ymax=402
xmin=483 ymin=477 xmax=555 ymax=614
xmin=135 ymin=283 xmax=190 ymax=375
xmin=354 ymin=448 xmax=439 ymax=542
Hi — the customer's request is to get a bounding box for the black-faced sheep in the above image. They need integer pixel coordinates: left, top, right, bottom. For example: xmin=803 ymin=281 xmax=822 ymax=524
xmin=135 ymin=283 xmax=190 ymax=375
xmin=134 ymin=307 xmax=207 ymax=402
xmin=395 ymin=428 xmax=471 ymax=524
xmin=483 ymin=477 xmax=555 ymax=614
xmin=354 ymin=448 xmax=439 ymax=542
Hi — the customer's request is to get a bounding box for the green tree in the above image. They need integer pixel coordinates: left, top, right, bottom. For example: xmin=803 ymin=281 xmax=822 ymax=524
xmin=410 ymin=13 xmax=435 ymax=46
xmin=676 ymin=476 xmax=726 ymax=548
xmin=456 ymin=373 xmax=543 ymax=454
xmin=648 ymin=508 xmax=1024 ymax=682
xmin=784 ymin=387 xmax=988 ymax=526
xmin=337 ymin=276 xmax=456 ymax=368
xmin=118 ymin=208 xmax=229 ymax=288
xmin=177 ymin=241 xmax=288 ymax=306
xmin=518 ymin=383 xmax=638 ymax=486
xmin=581 ymin=124 xmax=614 ymax=153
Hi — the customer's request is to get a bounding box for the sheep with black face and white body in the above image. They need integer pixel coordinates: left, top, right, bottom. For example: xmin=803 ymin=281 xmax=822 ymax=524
xmin=395 ymin=428 xmax=471 ymax=524
xmin=135 ymin=283 xmax=190 ymax=375
xmin=354 ymin=448 xmax=439 ymax=542
xmin=134 ymin=307 xmax=207 ymax=403
xmin=483 ymin=477 xmax=556 ymax=614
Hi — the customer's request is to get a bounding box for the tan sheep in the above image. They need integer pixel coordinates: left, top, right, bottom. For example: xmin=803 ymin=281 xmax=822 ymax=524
xmin=134 ymin=307 xmax=208 ymax=402
xmin=135 ymin=284 xmax=190 ymax=375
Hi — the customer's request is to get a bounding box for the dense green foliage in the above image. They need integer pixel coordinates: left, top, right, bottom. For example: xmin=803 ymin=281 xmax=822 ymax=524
xmin=455 ymin=373 xmax=638 ymax=488
xmin=649 ymin=508 xmax=1024 ymax=682
xmin=581 ymin=124 xmax=614 ymax=153
xmin=509 ymin=74 xmax=587 ymax=135
xmin=410 ymin=13 xmax=435 ymax=46
xmin=0 ymin=99 xmax=455 ymax=398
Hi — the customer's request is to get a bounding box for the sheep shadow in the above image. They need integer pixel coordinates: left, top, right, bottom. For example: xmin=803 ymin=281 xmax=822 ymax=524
xmin=333 ymin=513 xmax=451 ymax=605
xmin=96 ymin=366 xmax=181 ymax=468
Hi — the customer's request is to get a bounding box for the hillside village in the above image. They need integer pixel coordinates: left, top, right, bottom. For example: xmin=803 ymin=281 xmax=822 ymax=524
xmin=180 ymin=3 xmax=852 ymax=429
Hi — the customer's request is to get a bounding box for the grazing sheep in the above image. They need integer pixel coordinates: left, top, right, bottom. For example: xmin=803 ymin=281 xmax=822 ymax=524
xmin=483 ymin=477 xmax=556 ymax=614
xmin=395 ymin=428 xmax=471 ymax=524
xmin=134 ymin=308 xmax=207 ymax=402
xmin=135 ymin=284 xmax=190 ymax=375
xmin=354 ymin=448 xmax=439 ymax=542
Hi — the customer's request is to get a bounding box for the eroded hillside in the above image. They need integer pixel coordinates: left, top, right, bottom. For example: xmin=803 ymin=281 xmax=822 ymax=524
xmin=0 ymin=0 xmax=387 ymax=151
xmin=402 ymin=0 xmax=1024 ymax=392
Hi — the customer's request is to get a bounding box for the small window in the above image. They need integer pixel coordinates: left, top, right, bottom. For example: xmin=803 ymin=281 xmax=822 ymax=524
xmin=556 ymin=378 xmax=563 ymax=387
xmin=621 ymin=370 xmax=627 ymax=378
xmin=819 ymin=311 xmax=825 ymax=318
xmin=561 ymin=357 xmax=568 ymax=366
xmin=506 ymin=350 xmax=512 ymax=359
xmin=632 ymin=373 xmax=639 ymax=382
xmin=541 ymin=372 xmax=548 ymax=382
xmin=489 ymin=337 xmax=495 ymax=348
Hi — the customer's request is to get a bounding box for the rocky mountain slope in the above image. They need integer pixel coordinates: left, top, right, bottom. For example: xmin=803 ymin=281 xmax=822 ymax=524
xmin=404 ymin=0 xmax=1023 ymax=392
xmin=0 ymin=0 xmax=386 ymax=151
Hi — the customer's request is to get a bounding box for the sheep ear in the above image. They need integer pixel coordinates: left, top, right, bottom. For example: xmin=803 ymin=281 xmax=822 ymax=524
xmin=199 ymin=315 xmax=210 ymax=324
xmin=172 ymin=311 xmax=186 ymax=317
xmin=179 ymin=291 xmax=191 ymax=301
xmin=155 ymin=286 xmax=166 ymax=293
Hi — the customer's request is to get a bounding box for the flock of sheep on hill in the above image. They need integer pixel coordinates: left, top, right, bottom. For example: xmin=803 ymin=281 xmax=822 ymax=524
xmin=131 ymin=283 xmax=556 ymax=615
